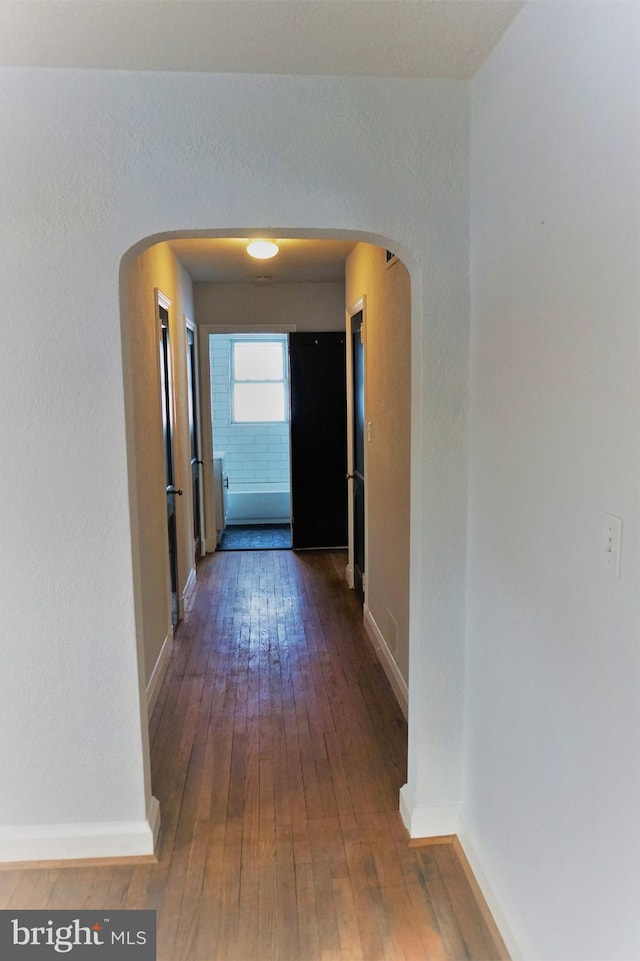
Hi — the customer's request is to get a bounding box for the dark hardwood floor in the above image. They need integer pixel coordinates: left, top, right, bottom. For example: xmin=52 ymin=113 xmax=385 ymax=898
xmin=0 ymin=549 xmax=506 ymax=960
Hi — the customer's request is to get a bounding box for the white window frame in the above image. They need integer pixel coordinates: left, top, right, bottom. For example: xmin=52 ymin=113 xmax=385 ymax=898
xmin=230 ymin=334 xmax=289 ymax=425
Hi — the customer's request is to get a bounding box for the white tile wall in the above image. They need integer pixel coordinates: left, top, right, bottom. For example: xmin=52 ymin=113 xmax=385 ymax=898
xmin=209 ymin=334 xmax=291 ymax=489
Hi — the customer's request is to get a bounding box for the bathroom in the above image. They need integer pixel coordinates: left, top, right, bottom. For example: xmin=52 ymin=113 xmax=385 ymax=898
xmin=209 ymin=332 xmax=292 ymax=549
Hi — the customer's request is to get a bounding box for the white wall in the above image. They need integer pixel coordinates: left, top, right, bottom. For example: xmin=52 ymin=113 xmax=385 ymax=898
xmin=195 ymin=280 xmax=345 ymax=332
xmin=465 ymin=3 xmax=640 ymax=959
xmin=0 ymin=69 xmax=469 ymax=859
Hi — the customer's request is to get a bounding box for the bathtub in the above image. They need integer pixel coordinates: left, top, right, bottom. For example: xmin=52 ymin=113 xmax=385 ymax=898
xmin=225 ymin=482 xmax=291 ymax=525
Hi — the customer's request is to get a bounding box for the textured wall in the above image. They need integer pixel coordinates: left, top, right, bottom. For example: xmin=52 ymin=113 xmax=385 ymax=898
xmin=466 ymin=3 xmax=640 ymax=958
xmin=0 ymin=68 xmax=469 ymax=855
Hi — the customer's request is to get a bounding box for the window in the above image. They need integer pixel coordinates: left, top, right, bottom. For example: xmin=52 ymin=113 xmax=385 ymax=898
xmin=231 ymin=337 xmax=288 ymax=423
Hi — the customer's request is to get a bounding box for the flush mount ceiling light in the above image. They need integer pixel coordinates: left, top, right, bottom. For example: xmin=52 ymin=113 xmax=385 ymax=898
xmin=246 ymin=239 xmax=279 ymax=260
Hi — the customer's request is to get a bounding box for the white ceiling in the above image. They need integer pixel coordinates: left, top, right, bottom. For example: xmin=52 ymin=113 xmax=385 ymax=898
xmin=1 ymin=0 xmax=524 ymax=283
xmin=168 ymin=237 xmax=357 ymax=284
xmin=0 ymin=1 xmax=523 ymax=79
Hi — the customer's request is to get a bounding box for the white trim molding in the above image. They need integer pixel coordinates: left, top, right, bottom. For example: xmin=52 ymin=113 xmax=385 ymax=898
xmin=146 ymin=629 xmax=173 ymax=715
xmin=147 ymin=795 xmax=161 ymax=851
xmin=181 ymin=565 xmax=197 ymax=609
xmin=399 ymin=783 xmax=460 ymax=837
xmin=456 ymin=816 xmax=525 ymax=961
xmin=363 ymin=604 xmax=408 ymax=719
xmin=0 ymin=802 xmax=161 ymax=863
xmin=155 ymin=288 xmax=172 ymax=311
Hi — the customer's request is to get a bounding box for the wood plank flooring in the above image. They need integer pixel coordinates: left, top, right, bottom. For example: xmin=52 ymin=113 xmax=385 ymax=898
xmin=0 ymin=549 xmax=505 ymax=960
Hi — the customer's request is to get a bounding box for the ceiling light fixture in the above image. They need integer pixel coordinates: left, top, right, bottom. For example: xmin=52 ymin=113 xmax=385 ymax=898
xmin=247 ymin=239 xmax=279 ymax=260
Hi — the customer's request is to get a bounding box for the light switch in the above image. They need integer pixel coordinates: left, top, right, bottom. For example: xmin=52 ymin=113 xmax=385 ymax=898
xmin=602 ymin=513 xmax=623 ymax=578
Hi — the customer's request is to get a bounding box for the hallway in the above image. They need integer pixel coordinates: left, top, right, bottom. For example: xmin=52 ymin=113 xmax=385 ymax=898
xmin=1 ymin=550 xmax=504 ymax=960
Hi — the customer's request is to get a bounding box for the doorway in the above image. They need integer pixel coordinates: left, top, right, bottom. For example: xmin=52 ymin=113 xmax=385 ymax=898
xmin=124 ymin=235 xmax=414 ymax=855
xmin=156 ymin=290 xmax=181 ymax=626
xmin=186 ymin=321 xmax=204 ymax=563
xmin=208 ymin=329 xmax=349 ymax=552
xmin=349 ymin=309 xmax=365 ymax=605
xmin=210 ymin=332 xmax=293 ymax=550
xmin=289 ymin=331 xmax=348 ymax=549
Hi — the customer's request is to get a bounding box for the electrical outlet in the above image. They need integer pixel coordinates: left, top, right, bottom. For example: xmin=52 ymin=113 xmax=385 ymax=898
xmin=602 ymin=513 xmax=623 ymax=578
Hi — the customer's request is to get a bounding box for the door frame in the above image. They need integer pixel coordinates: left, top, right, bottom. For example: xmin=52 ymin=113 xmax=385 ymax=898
xmin=197 ymin=324 xmax=296 ymax=546
xmin=345 ymin=297 xmax=368 ymax=595
xmin=185 ymin=316 xmax=205 ymax=560
xmin=155 ymin=287 xmax=180 ymax=624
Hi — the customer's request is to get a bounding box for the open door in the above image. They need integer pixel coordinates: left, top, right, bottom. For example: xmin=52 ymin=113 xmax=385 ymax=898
xmin=289 ymin=332 xmax=347 ymax=549
xmin=349 ymin=311 xmax=365 ymax=605
xmin=157 ymin=291 xmax=181 ymax=626
xmin=186 ymin=322 xmax=203 ymax=562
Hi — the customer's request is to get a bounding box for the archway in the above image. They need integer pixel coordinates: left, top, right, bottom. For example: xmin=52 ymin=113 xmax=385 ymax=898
xmin=119 ymin=227 xmax=419 ymax=842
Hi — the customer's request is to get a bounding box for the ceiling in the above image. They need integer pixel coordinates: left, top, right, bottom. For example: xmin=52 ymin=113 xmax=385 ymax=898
xmin=1 ymin=0 xmax=524 ymax=283
xmin=0 ymin=1 xmax=523 ymax=79
xmin=168 ymin=237 xmax=357 ymax=284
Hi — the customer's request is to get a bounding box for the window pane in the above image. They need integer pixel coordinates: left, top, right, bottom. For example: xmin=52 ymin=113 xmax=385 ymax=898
xmin=234 ymin=383 xmax=285 ymax=422
xmin=234 ymin=342 xmax=283 ymax=381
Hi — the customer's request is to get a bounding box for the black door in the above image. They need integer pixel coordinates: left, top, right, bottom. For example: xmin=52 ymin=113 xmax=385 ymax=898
xmin=159 ymin=305 xmax=180 ymax=625
xmin=351 ymin=311 xmax=365 ymax=604
xmin=289 ymin=332 xmax=347 ymax=549
xmin=186 ymin=326 xmax=202 ymax=561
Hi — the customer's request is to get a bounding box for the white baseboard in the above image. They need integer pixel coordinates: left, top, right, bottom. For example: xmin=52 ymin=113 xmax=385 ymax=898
xmin=456 ymin=815 xmax=527 ymax=961
xmin=182 ymin=565 xmax=198 ymax=615
xmin=147 ymin=795 xmax=161 ymax=850
xmin=363 ymin=604 xmax=408 ymax=719
xmin=399 ymin=783 xmax=460 ymax=836
xmin=146 ymin=630 xmax=173 ymax=715
xmin=182 ymin=565 xmax=197 ymax=601
xmin=345 ymin=563 xmax=354 ymax=589
xmin=175 ymin=566 xmax=196 ymax=621
xmin=0 ymin=801 xmax=161 ymax=863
